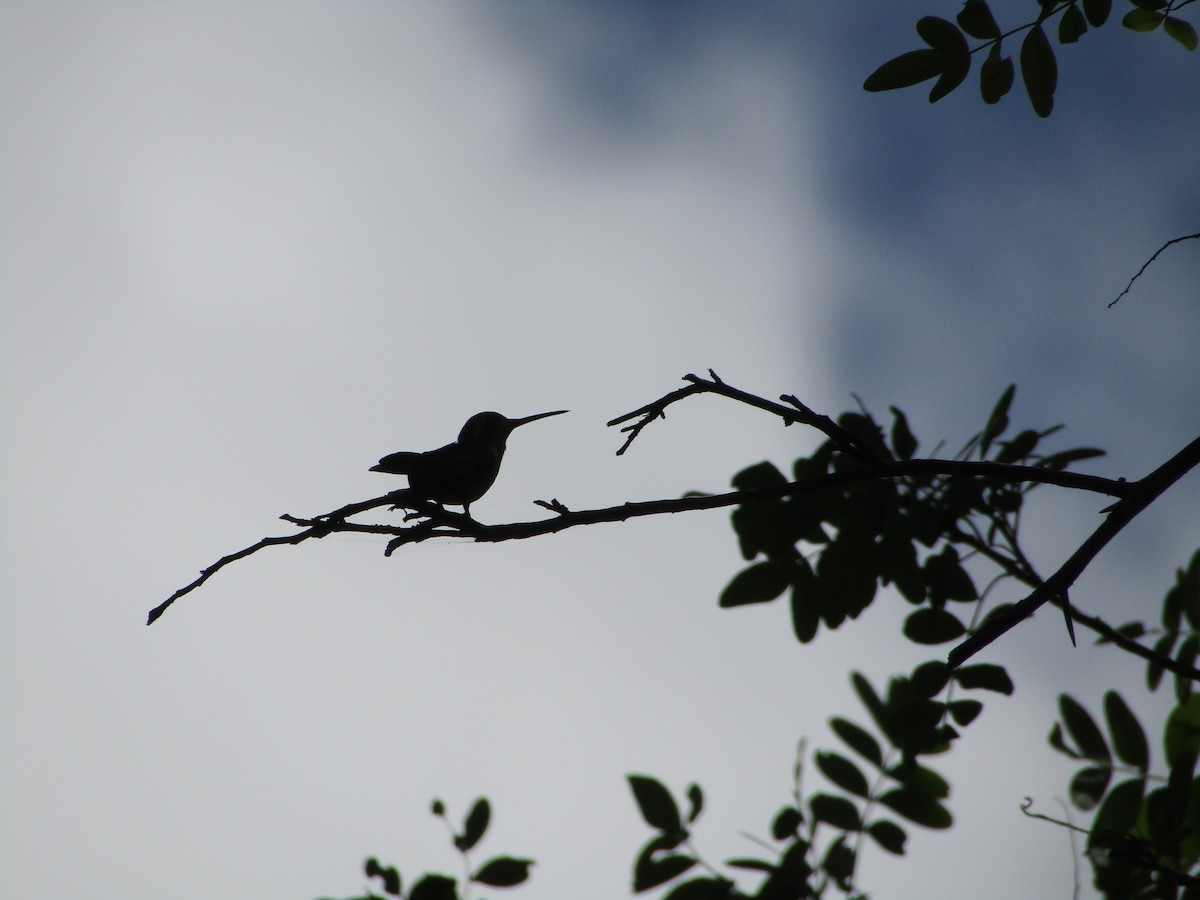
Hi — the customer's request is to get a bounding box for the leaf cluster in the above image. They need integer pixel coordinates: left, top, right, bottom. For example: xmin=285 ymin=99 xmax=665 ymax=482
xmin=621 ymin=652 xmax=1018 ymax=900
xmin=705 ymin=384 xmax=1200 ymax=895
xmin=721 ymin=386 xmax=1097 ymax=650
xmin=1048 ymin=689 xmax=1200 ymax=896
xmin=864 ymin=1 xmax=1197 ymax=116
xmin=321 ymin=798 xmax=532 ymax=900
xmin=629 ymin=387 xmax=1128 ymax=896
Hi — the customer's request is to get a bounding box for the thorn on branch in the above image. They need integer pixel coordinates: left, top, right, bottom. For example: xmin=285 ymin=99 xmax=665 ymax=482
xmin=1061 ymin=589 xmax=1077 ymax=647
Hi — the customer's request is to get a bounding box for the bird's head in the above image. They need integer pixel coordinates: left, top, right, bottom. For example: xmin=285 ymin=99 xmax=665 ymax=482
xmin=458 ymin=409 xmax=568 ymax=447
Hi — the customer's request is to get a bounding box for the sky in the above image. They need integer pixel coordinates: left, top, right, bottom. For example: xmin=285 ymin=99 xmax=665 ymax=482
xmin=2 ymin=3 xmax=1199 ymax=899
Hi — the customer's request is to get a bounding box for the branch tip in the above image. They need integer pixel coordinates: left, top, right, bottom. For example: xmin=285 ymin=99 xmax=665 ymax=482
xmin=1109 ymin=231 xmax=1200 ymax=308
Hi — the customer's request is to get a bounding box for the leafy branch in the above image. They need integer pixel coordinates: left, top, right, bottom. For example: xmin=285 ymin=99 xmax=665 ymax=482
xmin=864 ymin=0 xmax=1198 ymax=116
xmin=148 ymin=374 xmax=1135 ymax=628
xmin=321 ymin=798 xmax=532 ymax=900
xmin=149 ymin=373 xmax=1199 ymax=683
xmin=948 ymin=431 xmax=1200 ymax=667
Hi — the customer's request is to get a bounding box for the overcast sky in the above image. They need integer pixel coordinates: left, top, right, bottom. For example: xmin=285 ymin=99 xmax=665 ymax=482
xmin=3 ymin=4 xmax=1198 ymax=899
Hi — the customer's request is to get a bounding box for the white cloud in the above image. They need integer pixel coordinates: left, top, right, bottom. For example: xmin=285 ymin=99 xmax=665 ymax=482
xmin=3 ymin=5 xmax=1196 ymax=900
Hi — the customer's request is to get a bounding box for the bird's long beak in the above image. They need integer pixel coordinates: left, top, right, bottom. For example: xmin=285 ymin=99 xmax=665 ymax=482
xmin=509 ymin=409 xmax=568 ymax=429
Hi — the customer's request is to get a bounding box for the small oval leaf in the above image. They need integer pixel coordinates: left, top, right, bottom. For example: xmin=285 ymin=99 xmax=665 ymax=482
xmin=1020 ymin=25 xmax=1057 ymax=117
xmin=1164 ymin=695 xmax=1200 ymax=767
xmin=731 ymin=460 xmax=787 ymax=491
xmin=1059 ymin=3 xmax=1088 ymax=43
xmin=1123 ymin=8 xmax=1164 ymax=32
xmin=903 ymin=608 xmax=966 ymax=645
xmin=980 ymin=45 xmax=1015 ymax=104
xmin=911 ymin=660 xmax=950 ymax=698
xmin=457 ymin=798 xmax=490 ymax=852
xmin=685 ymin=783 xmax=704 ymax=824
xmin=409 ymin=874 xmax=457 ymax=900
xmin=772 ymin=806 xmax=804 ymax=840
xmin=997 ymin=429 xmax=1040 ymax=464
xmin=878 ymin=788 xmax=953 ymax=829
xmin=1090 ymin=778 xmax=1145 ymax=841
xmin=957 ymin=0 xmax=1001 ymax=39
xmin=1084 ymin=0 xmax=1112 ymax=27
xmin=954 ymin=663 xmax=1014 ymax=695
xmin=725 ymin=857 xmax=774 ymax=872
xmin=1069 ymin=765 xmax=1111 ymax=811
xmin=831 ymin=717 xmax=883 ymax=767
xmin=628 ymin=774 xmax=683 ymax=834
xmin=809 ymin=793 xmax=862 ymax=831
xmin=1059 ymin=694 xmax=1111 ymax=762
xmin=816 ymin=751 xmax=871 ymax=798
xmin=1165 ymin=16 xmax=1198 ymax=50
xmin=473 ymin=856 xmax=533 ymax=888
xmin=949 ymin=698 xmax=983 ymax=726
xmin=916 ymin=16 xmax=967 ymax=52
xmin=867 ymin=818 xmax=908 ymax=855
xmin=1104 ymin=691 xmax=1149 ymax=771
xmin=719 ymin=561 xmax=792 ymax=608
xmin=864 ymin=49 xmax=945 ymax=92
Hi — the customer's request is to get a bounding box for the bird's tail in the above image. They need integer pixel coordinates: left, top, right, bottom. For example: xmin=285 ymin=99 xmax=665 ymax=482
xmin=370 ymin=450 xmax=422 ymax=474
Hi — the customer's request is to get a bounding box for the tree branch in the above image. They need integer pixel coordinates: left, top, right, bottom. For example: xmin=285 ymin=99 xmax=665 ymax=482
xmin=1109 ymin=231 xmax=1200 ymax=308
xmin=953 ymin=525 xmax=1200 ymax=682
xmin=149 ymin=458 xmax=1132 ymax=624
xmin=949 ymin=433 xmax=1200 ymax=668
xmin=608 ymin=371 xmax=879 ymax=462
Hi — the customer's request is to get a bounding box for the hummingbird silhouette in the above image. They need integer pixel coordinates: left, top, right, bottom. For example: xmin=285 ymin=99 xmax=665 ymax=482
xmin=370 ymin=410 xmax=567 ymax=516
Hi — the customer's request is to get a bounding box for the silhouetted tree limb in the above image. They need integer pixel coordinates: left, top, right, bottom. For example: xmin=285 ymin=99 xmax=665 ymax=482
xmin=1109 ymin=231 xmax=1200 ymax=307
xmin=148 ymin=376 xmax=1139 ymax=625
xmin=608 ymin=369 xmax=879 ymax=462
xmin=948 ymin=433 xmax=1200 ymax=667
xmin=950 ymin=519 xmax=1200 ymax=681
xmin=619 ymin=374 xmax=1200 ymax=670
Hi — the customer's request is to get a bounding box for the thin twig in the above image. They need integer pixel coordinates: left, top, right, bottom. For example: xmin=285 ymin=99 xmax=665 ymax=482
xmin=1020 ymin=798 xmax=1090 ymax=835
xmin=1022 ymin=799 xmax=1200 ymax=889
xmin=608 ymin=371 xmax=879 ymax=462
xmin=1109 ymin=232 xmax=1200 ymax=308
xmin=147 ymin=529 xmax=319 ymax=625
xmin=147 ymin=490 xmax=426 ymax=624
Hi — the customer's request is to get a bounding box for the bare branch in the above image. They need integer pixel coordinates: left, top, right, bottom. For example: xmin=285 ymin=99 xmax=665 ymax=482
xmin=146 ymin=490 xmax=421 ymax=625
xmin=1020 ymin=797 xmax=1091 ymax=836
xmin=609 ymin=372 xmax=880 ymax=461
xmin=149 ymin=458 xmax=1133 ymax=624
xmin=147 ymin=528 xmax=319 ymax=625
xmin=1109 ymin=231 xmax=1200 ymax=308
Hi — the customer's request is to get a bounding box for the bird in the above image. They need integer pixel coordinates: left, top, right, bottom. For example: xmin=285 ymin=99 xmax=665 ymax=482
xmin=370 ymin=409 xmax=568 ymax=516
